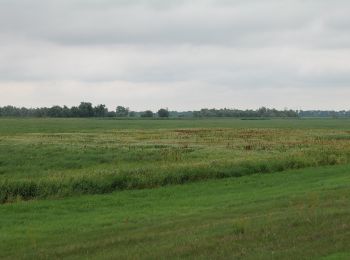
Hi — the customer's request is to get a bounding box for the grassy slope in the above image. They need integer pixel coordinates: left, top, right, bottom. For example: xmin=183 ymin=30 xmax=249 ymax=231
xmin=1 ymin=164 xmax=349 ymax=259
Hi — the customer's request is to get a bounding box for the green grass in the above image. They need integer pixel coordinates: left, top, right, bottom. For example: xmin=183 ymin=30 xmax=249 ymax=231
xmin=1 ymin=118 xmax=350 ymax=258
xmin=1 ymin=117 xmax=350 ymax=134
xmin=1 ymin=164 xmax=349 ymax=259
xmin=1 ymin=118 xmax=350 ymax=202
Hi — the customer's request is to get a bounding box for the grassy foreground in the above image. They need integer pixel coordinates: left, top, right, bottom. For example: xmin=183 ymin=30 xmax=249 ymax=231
xmin=1 ymin=164 xmax=350 ymax=259
xmin=1 ymin=118 xmax=350 ymax=202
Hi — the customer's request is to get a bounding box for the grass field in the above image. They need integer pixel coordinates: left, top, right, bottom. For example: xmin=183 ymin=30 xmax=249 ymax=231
xmin=1 ymin=118 xmax=350 ymax=202
xmin=1 ymin=118 xmax=350 ymax=259
xmin=1 ymin=164 xmax=350 ymax=259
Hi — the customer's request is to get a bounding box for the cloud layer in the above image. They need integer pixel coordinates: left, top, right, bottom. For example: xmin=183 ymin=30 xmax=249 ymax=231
xmin=0 ymin=0 xmax=349 ymax=110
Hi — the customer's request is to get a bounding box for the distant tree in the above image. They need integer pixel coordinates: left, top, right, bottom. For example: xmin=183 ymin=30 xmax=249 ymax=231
xmin=116 ymin=106 xmax=129 ymax=117
xmin=107 ymin=111 xmax=116 ymax=117
xmin=94 ymin=104 xmax=108 ymax=117
xmin=0 ymin=106 xmax=21 ymax=117
xmin=70 ymin=106 xmax=80 ymax=117
xmin=141 ymin=110 xmax=154 ymax=118
xmin=62 ymin=106 xmax=71 ymax=117
xmin=78 ymin=102 xmax=94 ymax=117
xmin=157 ymin=108 xmax=169 ymax=118
xmin=129 ymin=111 xmax=137 ymax=117
xmin=32 ymin=107 xmax=49 ymax=117
xmin=0 ymin=103 xmax=310 ymax=119
xmin=48 ymin=106 xmax=64 ymax=117
xmin=258 ymin=107 xmax=268 ymax=117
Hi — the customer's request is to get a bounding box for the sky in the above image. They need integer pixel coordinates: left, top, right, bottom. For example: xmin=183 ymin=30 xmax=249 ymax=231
xmin=0 ymin=0 xmax=349 ymax=111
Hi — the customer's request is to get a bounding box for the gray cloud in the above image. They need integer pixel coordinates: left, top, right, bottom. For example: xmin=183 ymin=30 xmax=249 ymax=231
xmin=0 ymin=0 xmax=349 ymax=110
xmin=1 ymin=0 xmax=348 ymax=48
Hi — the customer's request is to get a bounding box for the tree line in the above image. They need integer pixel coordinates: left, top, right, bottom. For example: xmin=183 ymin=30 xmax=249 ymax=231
xmin=192 ymin=107 xmax=298 ymax=118
xmin=0 ymin=102 xmax=168 ymax=118
xmin=0 ymin=102 xmax=348 ymax=118
xmin=298 ymin=110 xmax=350 ymax=118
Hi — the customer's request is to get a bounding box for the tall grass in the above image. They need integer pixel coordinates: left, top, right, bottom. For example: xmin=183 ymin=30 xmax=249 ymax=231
xmin=1 ymin=118 xmax=350 ymax=203
xmin=1 ymin=149 xmax=349 ymax=203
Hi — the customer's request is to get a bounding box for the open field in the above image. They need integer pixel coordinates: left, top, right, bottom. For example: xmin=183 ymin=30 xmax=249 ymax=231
xmin=1 ymin=118 xmax=350 ymax=259
xmin=1 ymin=118 xmax=350 ymax=202
xmin=1 ymin=164 xmax=350 ymax=259
xmin=1 ymin=117 xmax=350 ymax=134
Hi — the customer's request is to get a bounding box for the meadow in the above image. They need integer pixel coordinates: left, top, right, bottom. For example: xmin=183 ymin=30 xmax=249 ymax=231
xmin=1 ymin=118 xmax=350 ymax=202
xmin=1 ymin=117 xmax=350 ymax=259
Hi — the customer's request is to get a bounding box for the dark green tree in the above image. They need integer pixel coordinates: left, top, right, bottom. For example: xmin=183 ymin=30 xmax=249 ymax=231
xmin=141 ymin=110 xmax=154 ymax=118
xmin=78 ymin=102 xmax=94 ymax=117
xmin=94 ymin=104 xmax=108 ymax=117
xmin=157 ymin=108 xmax=169 ymax=118
xmin=116 ymin=106 xmax=129 ymax=117
xmin=128 ymin=111 xmax=137 ymax=117
xmin=48 ymin=106 xmax=63 ymax=117
xmin=70 ymin=106 xmax=80 ymax=117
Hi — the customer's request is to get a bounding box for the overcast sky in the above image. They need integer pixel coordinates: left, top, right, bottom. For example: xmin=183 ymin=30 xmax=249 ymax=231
xmin=0 ymin=0 xmax=349 ymax=110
